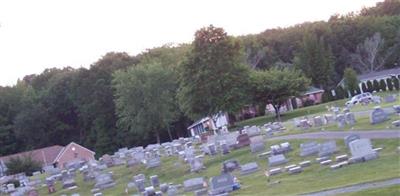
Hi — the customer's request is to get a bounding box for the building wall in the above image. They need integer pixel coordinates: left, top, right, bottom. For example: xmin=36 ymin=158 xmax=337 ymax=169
xmin=56 ymin=143 xmax=95 ymax=169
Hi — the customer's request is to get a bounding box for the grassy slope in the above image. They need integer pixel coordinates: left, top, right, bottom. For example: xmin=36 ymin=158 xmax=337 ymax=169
xmin=234 ymin=90 xmax=399 ymax=129
xmin=37 ymin=139 xmax=400 ymax=196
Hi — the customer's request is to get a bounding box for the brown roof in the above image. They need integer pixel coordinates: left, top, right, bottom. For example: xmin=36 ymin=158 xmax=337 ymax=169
xmin=0 ymin=145 xmax=64 ymax=166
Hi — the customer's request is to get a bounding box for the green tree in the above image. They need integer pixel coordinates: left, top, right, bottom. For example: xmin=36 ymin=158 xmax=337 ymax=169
xmin=366 ymin=80 xmax=374 ymax=92
xmin=250 ymin=68 xmax=310 ymax=121
xmin=178 ymin=25 xmax=251 ymax=120
xmin=379 ymin=79 xmax=387 ymax=91
xmin=373 ymin=79 xmax=380 ymax=92
xmin=343 ymin=68 xmax=359 ymax=96
xmin=335 ymin=86 xmax=346 ymax=99
xmin=114 ymin=63 xmax=179 ymax=144
xmin=386 ymin=78 xmax=394 ymax=91
xmin=5 ymin=156 xmax=42 ymax=176
xmin=361 ymin=82 xmax=368 ymax=93
xmin=392 ymin=76 xmax=400 ymax=90
xmin=294 ymin=32 xmax=335 ymax=89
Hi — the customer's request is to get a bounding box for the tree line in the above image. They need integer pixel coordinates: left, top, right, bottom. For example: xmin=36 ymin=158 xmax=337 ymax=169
xmin=0 ymin=0 xmax=399 ymax=157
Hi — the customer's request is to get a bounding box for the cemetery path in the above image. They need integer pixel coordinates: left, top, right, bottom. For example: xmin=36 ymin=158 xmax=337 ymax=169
xmin=269 ymin=130 xmax=400 ymax=140
xmin=301 ymin=177 xmax=400 ymax=196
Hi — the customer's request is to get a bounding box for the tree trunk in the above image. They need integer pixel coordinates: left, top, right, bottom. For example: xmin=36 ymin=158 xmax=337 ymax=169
xmin=166 ymin=125 xmax=173 ymax=141
xmin=272 ymin=104 xmax=281 ymax=122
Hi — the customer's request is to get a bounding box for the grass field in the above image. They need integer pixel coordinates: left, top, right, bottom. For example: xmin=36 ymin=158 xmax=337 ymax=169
xmin=36 ymin=138 xmax=400 ymax=195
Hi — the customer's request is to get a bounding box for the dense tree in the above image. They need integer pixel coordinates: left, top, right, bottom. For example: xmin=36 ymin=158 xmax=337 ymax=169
xmin=366 ymin=80 xmax=374 ymax=92
xmin=393 ymin=76 xmax=400 ymax=90
xmin=386 ymin=78 xmax=394 ymax=91
xmin=114 ymin=63 xmax=179 ymax=144
xmin=361 ymin=82 xmax=368 ymax=93
xmin=373 ymin=79 xmax=380 ymax=92
xmin=5 ymin=156 xmax=42 ymax=176
xmin=178 ymin=25 xmax=251 ymax=120
xmin=343 ymin=68 xmax=359 ymax=96
xmin=250 ymin=68 xmax=310 ymax=121
xmin=379 ymin=79 xmax=387 ymax=91
xmin=294 ymin=32 xmax=335 ymax=89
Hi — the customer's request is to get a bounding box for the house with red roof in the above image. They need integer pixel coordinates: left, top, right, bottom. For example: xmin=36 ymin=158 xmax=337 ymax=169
xmin=0 ymin=142 xmax=95 ymax=174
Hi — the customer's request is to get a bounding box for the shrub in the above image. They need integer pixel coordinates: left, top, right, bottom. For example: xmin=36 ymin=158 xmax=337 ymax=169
xmin=335 ymin=86 xmax=345 ymax=99
xmin=366 ymin=80 xmax=374 ymax=92
xmin=5 ymin=156 xmax=42 ymax=176
xmin=322 ymin=90 xmax=333 ymax=102
xmin=386 ymin=78 xmax=394 ymax=91
xmin=373 ymin=80 xmax=380 ymax=92
xmin=303 ymin=99 xmax=315 ymax=107
xmin=379 ymin=79 xmax=387 ymax=91
xmin=392 ymin=76 xmax=400 ymax=90
xmin=361 ymin=82 xmax=368 ymax=93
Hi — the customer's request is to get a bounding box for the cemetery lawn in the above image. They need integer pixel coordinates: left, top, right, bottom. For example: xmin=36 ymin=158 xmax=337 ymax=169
xmin=338 ymin=184 xmax=400 ymax=196
xmin=37 ymin=139 xmax=400 ymax=195
xmin=234 ymin=90 xmax=399 ymax=129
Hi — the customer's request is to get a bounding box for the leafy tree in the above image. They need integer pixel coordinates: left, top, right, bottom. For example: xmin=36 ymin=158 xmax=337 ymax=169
xmin=373 ymin=79 xmax=380 ymax=92
xmin=294 ymin=32 xmax=335 ymax=89
xmin=386 ymin=78 xmax=394 ymax=91
xmin=5 ymin=156 xmax=42 ymax=176
xmin=379 ymin=79 xmax=387 ymax=91
xmin=335 ymin=86 xmax=346 ymax=99
xmin=114 ymin=63 xmax=179 ymax=144
xmin=361 ymin=82 xmax=368 ymax=93
xmin=366 ymin=80 xmax=374 ymax=92
xmin=343 ymin=68 xmax=359 ymax=95
xmin=250 ymin=68 xmax=310 ymax=121
xmin=392 ymin=76 xmax=400 ymax=90
xmin=178 ymin=25 xmax=251 ymax=120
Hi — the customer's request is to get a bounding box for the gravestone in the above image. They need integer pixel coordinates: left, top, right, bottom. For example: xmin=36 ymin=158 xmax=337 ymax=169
xmin=250 ymin=136 xmax=265 ymax=153
xmin=384 ymin=95 xmax=397 ymax=103
xmin=344 ymin=134 xmax=360 ymax=148
xmin=208 ymin=173 xmax=235 ymax=195
xmin=324 ymin=114 xmax=335 ymax=124
xmin=318 ymin=140 xmax=337 ymax=157
xmin=183 ymin=177 xmax=204 ymax=192
xmin=299 ymin=141 xmax=320 ymax=157
xmin=235 ymin=134 xmax=250 ymax=149
xmin=370 ymin=107 xmax=388 ymax=124
xmin=190 ymin=156 xmax=204 ymax=172
xmin=268 ymin=168 xmax=282 ymax=176
xmin=349 ymin=139 xmax=378 ymax=163
xmin=300 ymin=119 xmax=311 ymax=130
xmin=240 ymin=162 xmax=259 ymax=175
xmin=268 ymin=154 xmax=288 ymax=167
xmin=222 ymin=160 xmax=240 ymax=173
xmin=345 ymin=112 xmax=356 ymax=126
xmin=135 ymin=179 xmax=146 ymax=193
xmin=270 ymin=142 xmax=291 ymax=155
xmin=146 ymin=157 xmax=161 ymax=168
xmin=207 ymin=144 xmax=217 ymax=156
xmin=150 ymin=175 xmax=160 ymax=187
xmin=144 ymin=186 xmax=156 ymax=196
xmin=160 ymin=183 xmax=169 ymax=193
xmin=336 ymin=114 xmax=346 ymax=128
xmin=313 ymin=116 xmax=324 ymax=127
xmin=392 ymin=120 xmax=400 ymax=127
xmin=220 ymin=142 xmax=230 ymax=155
xmin=246 ymin=126 xmax=261 ymax=137
xmin=62 ymin=178 xmax=76 ymax=189
xmin=94 ymin=173 xmax=115 ymax=190
xmin=126 ymin=158 xmax=140 ymax=167
xmin=393 ymin=105 xmax=400 ymax=114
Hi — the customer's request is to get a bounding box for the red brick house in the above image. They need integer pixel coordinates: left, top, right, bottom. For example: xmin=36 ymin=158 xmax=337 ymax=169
xmin=0 ymin=142 xmax=95 ymax=170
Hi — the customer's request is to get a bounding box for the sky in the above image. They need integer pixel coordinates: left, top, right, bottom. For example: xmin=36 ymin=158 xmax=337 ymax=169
xmin=0 ymin=0 xmax=381 ymax=86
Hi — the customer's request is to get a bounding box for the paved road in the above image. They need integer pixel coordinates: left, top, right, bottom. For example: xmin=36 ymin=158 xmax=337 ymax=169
xmin=268 ymin=130 xmax=400 ymax=140
xmin=302 ymin=178 xmax=400 ymax=196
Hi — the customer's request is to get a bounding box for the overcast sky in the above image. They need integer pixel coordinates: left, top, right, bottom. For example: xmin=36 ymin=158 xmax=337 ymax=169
xmin=0 ymin=0 xmax=381 ymax=86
